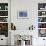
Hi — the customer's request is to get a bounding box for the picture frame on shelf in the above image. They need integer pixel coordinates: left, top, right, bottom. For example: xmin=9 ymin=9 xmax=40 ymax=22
xmin=38 ymin=29 xmax=46 ymax=37
xmin=17 ymin=11 xmax=29 ymax=19
xmin=38 ymin=3 xmax=46 ymax=10
xmin=5 ymin=6 xmax=8 ymax=10
xmin=0 ymin=17 xmax=8 ymax=22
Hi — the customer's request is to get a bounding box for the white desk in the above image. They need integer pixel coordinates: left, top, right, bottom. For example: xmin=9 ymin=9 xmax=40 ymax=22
xmin=9 ymin=30 xmax=33 ymax=46
xmin=9 ymin=30 xmax=38 ymax=46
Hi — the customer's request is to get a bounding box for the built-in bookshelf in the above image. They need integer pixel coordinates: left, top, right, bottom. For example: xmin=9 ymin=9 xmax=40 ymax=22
xmin=0 ymin=3 xmax=8 ymax=37
xmin=38 ymin=3 xmax=46 ymax=37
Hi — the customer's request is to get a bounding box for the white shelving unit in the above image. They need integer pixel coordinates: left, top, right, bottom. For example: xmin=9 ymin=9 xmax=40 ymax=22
xmin=0 ymin=3 xmax=8 ymax=22
xmin=38 ymin=3 xmax=46 ymax=37
xmin=0 ymin=3 xmax=8 ymax=45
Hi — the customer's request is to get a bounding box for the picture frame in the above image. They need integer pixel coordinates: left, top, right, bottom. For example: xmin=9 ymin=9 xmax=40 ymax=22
xmin=17 ymin=11 xmax=29 ymax=19
xmin=38 ymin=29 xmax=46 ymax=37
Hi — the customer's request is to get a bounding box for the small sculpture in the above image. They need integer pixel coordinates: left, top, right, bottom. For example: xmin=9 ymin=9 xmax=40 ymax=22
xmin=11 ymin=23 xmax=16 ymax=30
xmin=29 ymin=25 xmax=35 ymax=30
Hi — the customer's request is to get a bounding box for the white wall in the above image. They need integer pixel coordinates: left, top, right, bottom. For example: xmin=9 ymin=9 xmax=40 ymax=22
xmin=11 ymin=0 xmax=38 ymax=30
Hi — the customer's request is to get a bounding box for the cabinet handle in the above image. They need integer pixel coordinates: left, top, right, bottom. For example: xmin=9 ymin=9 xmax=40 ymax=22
xmin=43 ymin=39 xmax=45 ymax=40
xmin=1 ymin=39 xmax=3 ymax=40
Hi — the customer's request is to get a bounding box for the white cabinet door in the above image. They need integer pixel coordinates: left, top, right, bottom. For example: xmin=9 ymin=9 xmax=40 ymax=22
xmin=38 ymin=38 xmax=44 ymax=46
xmin=32 ymin=37 xmax=38 ymax=46
xmin=0 ymin=37 xmax=8 ymax=45
xmin=38 ymin=37 xmax=46 ymax=46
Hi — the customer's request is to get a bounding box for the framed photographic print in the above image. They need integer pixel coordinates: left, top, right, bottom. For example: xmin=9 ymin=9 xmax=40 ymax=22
xmin=17 ymin=11 xmax=29 ymax=19
xmin=38 ymin=29 xmax=46 ymax=37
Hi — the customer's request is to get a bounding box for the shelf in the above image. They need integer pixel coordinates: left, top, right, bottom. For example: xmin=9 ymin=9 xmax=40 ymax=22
xmin=38 ymin=16 xmax=46 ymax=17
xmin=38 ymin=3 xmax=46 ymax=37
xmin=0 ymin=22 xmax=8 ymax=23
xmin=0 ymin=10 xmax=8 ymax=11
xmin=0 ymin=16 xmax=8 ymax=17
xmin=0 ymin=3 xmax=8 ymax=37
xmin=38 ymin=28 xmax=46 ymax=29
xmin=38 ymin=22 xmax=46 ymax=23
xmin=38 ymin=10 xmax=46 ymax=11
